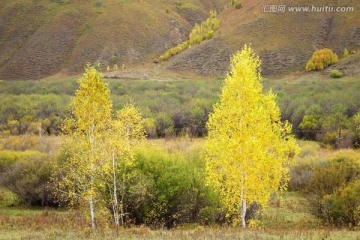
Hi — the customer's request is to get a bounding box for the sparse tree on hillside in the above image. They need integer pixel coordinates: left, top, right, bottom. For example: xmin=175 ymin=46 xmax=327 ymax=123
xmin=205 ymin=45 xmax=299 ymax=228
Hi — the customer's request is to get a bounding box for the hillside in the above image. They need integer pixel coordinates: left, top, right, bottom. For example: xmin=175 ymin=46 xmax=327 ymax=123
xmin=165 ymin=0 xmax=360 ymax=77
xmin=0 ymin=0 xmax=359 ymax=80
xmin=0 ymin=0 xmax=226 ymax=80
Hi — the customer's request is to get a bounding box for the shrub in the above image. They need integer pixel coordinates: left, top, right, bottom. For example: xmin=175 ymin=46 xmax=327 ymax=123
xmin=298 ymin=115 xmax=318 ymax=140
xmin=122 ymin=146 xmax=224 ymax=228
xmin=155 ymin=112 xmax=174 ymax=137
xmin=321 ymin=179 xmax=360 ymax=227
xmin=343 ymin=48 xmax=350 ymax=58
xmin=354 ymin=113 xmax=360 ymax=148
xmin=231 ymin=0 xmax=242 ymax=9
xmin=234 ymin=2 xmax=242 ymax=9
xmin=288 ymin=163 xmax=312 ymax=191
xmin=0 ymin=187 xmax=19 ymax=207
xmin=306 ymin=157 xmax=360 ymax=196
xmin=303 ymin=155 xmax=360 ymax=226
xmin=94 ymin=1 xmax=102 ymax=7
xmin=0 ymin=154 xmax=56 ymax=206
xmin=305 ymin=48 xmax=338 ymax=71
xmin=330 ymin=69 xmax=343 ymax=78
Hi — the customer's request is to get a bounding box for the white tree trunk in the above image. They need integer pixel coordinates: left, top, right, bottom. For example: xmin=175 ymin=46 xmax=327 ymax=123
xmin=241 ymin=199 xmax=246 ymax=228
xmin=89 ymin=123 xmax=96 ymax=229
xmin=89 ymin=196 xmax=96 ymax=229
xmin=112 ymin=151 xmax=120 ymax=226
xmin=240 ymin=189 xmax=246 ymax=228
xmin=120 ymin=169 xmax=126 ymax=226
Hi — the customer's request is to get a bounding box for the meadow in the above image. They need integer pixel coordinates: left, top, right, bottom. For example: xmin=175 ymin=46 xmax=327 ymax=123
xmin=0 ymin=71 xmax=360 ymax=238
xmin=1 ymin=72 xmax=359 ymax=144
xmin=0 ymin=137 xmax=360 ymax=239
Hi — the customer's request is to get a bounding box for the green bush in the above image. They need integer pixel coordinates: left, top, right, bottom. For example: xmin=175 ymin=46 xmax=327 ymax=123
xmin=94 ymin=1 xmax=102 ymax=7
xmin=343 ymin=48 xmax=350 ymax=58
xmin=298 ymin=115 xmax=318 ymax=140
xmin=0 ymin=187 xmax=19 ymax=207
xmin=0 ymin=154 xmax=56 ymax=206
xmin=231 ymin=0 xmax=242 ymax=9
xmin=330 ymin=69 xmax=343 ymax=78
xmin=321 ymin=179 xmax=360 ymax=227
xmin=122 ymin=146 xmax=224 ymax=227
xmin=234 ymin=2 xmax=242 ymax=9
xmin=303 ymin=156 xmax=360 ymax=226
xmin=305 ymin=48 xmax=338 ymax=71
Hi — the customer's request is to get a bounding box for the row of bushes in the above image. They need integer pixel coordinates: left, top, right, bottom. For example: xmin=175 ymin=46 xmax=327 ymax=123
xmin=2 ymin=137 xmax=359 ymax=227
xmin=1 ymin=76 xmax=360 ymax=145
xmin=274 ymin=76 xmax=360 ymax=148
xmin=0 ymin=136 xmax=261 ymax=227
xmin=159 ymin=10 xmax=220 ymax=61
xmin=0 ymin=79 xmax=220 ymax=138
xmin=0 ymin=142 xmax=227 ymax=227
xmin=0 ymin=93 xmax=70 ymax=135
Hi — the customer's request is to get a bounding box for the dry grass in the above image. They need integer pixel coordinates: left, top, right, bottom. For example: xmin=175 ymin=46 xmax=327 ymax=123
xmin=0 ymin=0 xmax=227 ymax=80
xmin=0 ymin=135 xmax=64 ymax=155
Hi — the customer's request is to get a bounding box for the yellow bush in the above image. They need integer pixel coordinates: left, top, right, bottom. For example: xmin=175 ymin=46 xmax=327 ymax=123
xmin=305 ymin=48 xmax=338 ymax=71
xmin=159 ymin=10 xmax=220 ymax=61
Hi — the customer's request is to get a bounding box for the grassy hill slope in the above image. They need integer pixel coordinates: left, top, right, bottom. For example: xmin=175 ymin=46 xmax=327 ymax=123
xmin=1 ymin=0 xmax=359 ymax=80
xmin=166 ymin=0 xmax=360 ymax=77
xmin=0 ymin=0 xmax=226 ymax=80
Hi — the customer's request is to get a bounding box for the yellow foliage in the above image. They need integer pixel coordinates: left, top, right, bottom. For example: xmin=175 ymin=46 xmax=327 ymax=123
xmin=305 ymin=48 xmax=338 ymax=71
xmin=205 ymin=45 xmax=299 ymax=227
xmin=72 ymin=65 xmax=112 ymax=135
xmin=59 ymin=65 xmax=113 ymax=229
xmin=159 ymin=10 xmax=220 ymax=61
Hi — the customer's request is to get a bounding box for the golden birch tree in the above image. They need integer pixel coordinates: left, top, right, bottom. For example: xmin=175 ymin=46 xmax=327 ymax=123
xmin=105 ymin=104 xmax=145 ymax=226
xmin=205 ymin=45 xmax=299 ymax=228
xmin=59 ymin=65 xmax=112 ymax=229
